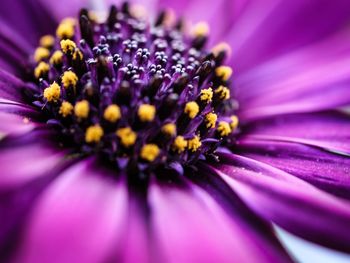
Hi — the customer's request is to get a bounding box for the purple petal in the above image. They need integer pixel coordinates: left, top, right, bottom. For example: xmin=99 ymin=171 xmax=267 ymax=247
xmin=227 ymin=0 xmax=350 ymax=72
xmin=235 ymin=139 xmax=350 ymax=200
xmin=0 ymin=130 xmax=67 ymax=189
xmin=213 ymin=153 xmax=350 ymax=252
xmin=235 ymin=30 xmax=350 ymax=120
xmin=0 ymin=20 xmax=32 ymax=74
xmin=240 ymin=111 xmax=350 ymax=154
xmin=148 ymin=180 xmax=292 ymax=262
xmin=0 ymin=69 xmax=29 ymax=102
xmin=13 ymin=159 xmax=128 ymax=263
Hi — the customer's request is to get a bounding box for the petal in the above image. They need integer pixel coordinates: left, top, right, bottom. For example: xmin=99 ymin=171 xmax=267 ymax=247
xmin=235 ymin=139 xmax=350 ymax=200
xmin=227 ymin=0 xmax=350 ymax=72
xmin=213 ymin=153 xmax=350 ymax=252
xmin=235 ymin=30 xmax=350 ymax=120
xmin=148 ymin=179 xmax=292 ymax=263
xmin=13 ymin=159 xmax=128 ymax=263
xmin=0 ymin=129 xmax=67 ymax=189
xmin=0 ymin=20 xmax=32 ymax=74
xmin=241 ymin=111 xmax=350 ymax=154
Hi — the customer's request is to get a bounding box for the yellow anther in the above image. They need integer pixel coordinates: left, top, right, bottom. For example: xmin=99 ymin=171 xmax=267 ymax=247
xmin=215 ymin=86 xmax=230 ymax=100
xmin=217 ymin=121 xmax=232 ymax=137
xmin=205 ymin=112 xmax=218 ymax=129
xmin=130 ymin=4 xmax=148 ymax=19
xmin=172 ymin=136 xmax=188 ymax=153
xmin=116 ymin=127 xmax=137 ymax=147
xmin=192 ymin=21 xmax=209 ymax=37
xmin=200 ymin=88 xmax=213 ymax=103
xmin=74 ymin=100 xmax=90 ymax=119
xmin=43 ymin=82 xmax=61 ymax=102
xmin=60 ymin=39 xmax=76 ymax=54
xmin=62 ymin=71 xmax=78 ymax=88
xmin=230 ymin=115 xmax=239 ymax=130
xmin=161 ymin=123 xmax=176 ymax=136
xmin=188 ymin=136 xmax=202 ymax=152
xmin=59 ymin=101 xmax=73 ymax=117
xmin=34 ymin=47 xmax=50 ymax=62
xmin=103 ymin=104 xmax=121 ymax=123
xmin=140 ymin=144 xmax=160 ymax=162
xmin=61 ymin=17 xmax=76 ymax=26
xmin=211 ymin=42 xmax=232 ymax=58
xmin=40 ymin=35 xmax=55 ymax=48
xmin=50 ymin=50 xmax=63 ymax=65
xmin=138 ymin=104 xmax=156 ymax=122
xmin=34 ymin=62 xmax=49 ymax=79
xmin=85 ymin=124 xmax=104 ymax=143
xmin=56 ymin=18 xmax=75 ymax=39
xmin=215 ymin=66 xmax=233 ymax=81
xmin=184 ymin=101 xmax=199 ymax=119
xmin=73 ymin=49 xmax=83 ymax=60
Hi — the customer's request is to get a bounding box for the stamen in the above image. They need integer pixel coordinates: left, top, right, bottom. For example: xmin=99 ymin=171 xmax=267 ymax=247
xmin=138 ymin=104 xmax=156 ymax=122
xmin=50 ymin=50 xmax=63 ymax=65
xmin=85 ymin=124 xmax=104 ymax=143
xmin=40 ymin=35 xmax=55 ymax=48
xmin=212 ymin=42 xmax=232 ymax=58
xmin=116 ymin=127 xmax=137 ymax=147
xmin=140 ymin=144 xmax=160 ymax=162
xmin=188 ymin=136 xmax=201 ymax=152
xmin=62 ymin=71 xmax=78 ymax=88
xmin=161 ymin=123 xmax=176 ymax=136
xmin=217 ymin=121 xmax=232 ymax=137
xmin=172 ymin=136 xmax=188 ymax=153
xmin=200 ymin=88 xmax=213 ymax=103
xmin=205 ymin=112 xmax=217 ymax=128
xmin=192 ymin=21 xmax=209 ymax=37
xmin=230 ymin=115 xmax=239 ymax=130
xmin=74 ymin=100 xmax=90 ymax=118
xmin=103 ymin=104 xmax=121 ymax=123
xmin=56 ymin=19 xmax=75 ymax=39
xmin=59 ymin=101 xmax=74 ymax=117
xmin=215 ymin=66 xmax=233 ymax=81
xmin=34 ymin=62 xmax=49 ymax=79
xmin=60 ymin=39 xmax=77 ymax=54
xmin=184 ymin=101 xmax=199 ymax=119
xmin=215 ymin=86 xmax=230 ymax=100
xmin=34 ymin=47 xmax=50 ymax=62
xmin=43 ymin=82 xmax=61 ymax=102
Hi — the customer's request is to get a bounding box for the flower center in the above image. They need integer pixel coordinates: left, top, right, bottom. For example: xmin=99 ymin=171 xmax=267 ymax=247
xmin=28 ymin=2 xmax=239 ymax=176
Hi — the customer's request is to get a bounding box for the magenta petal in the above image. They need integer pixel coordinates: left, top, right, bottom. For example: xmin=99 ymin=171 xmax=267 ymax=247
xmin=214 ymin=153 xmax=350 ymax=252
xmin=236 ymin=139 xmax=350 ymax=200
xmin=235 ymin=29 xmax=350 ymax=120
xmin=13 ymin=159 xmax=128 ymax=263
xmin=228 ymin=0 xmax=350 ymax=72
xmin=149 ymin=181 xmax=292 ymax=263
xmin=0 ymin=69 xmax=29 ymax=102
xmin=0 ymin=132 xmax=67 ymax=189
xmin=240 ymin=111 xmax=350 ymax=154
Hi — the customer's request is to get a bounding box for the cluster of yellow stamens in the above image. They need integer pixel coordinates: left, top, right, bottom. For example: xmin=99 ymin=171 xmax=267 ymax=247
xmin=215 ymin=66 xmax=233 ymax=81
xmin=59 ymin=101 xmax=74 ymax=117
xmin=188 ymin=136 xmax=202 ymax=152
xmin=138 ymin=104 xmax=156 ymax=122
xmin=217 ymin=121 xmax=232 ymax=137
xmin=205 ymin=112 xmax=218 ymax=128
xmin=62 ymin=71 xmax=78 ymax=88
xmin=200 ymin=88 xmax=213 ymax=103
xmin=172 ymin=136 xmax=188 ymax=153
xmin=161 ymin=123 xmax=176 ymax=136
xmin=85 ymin=124 xmax=104 ymax=143
xmin=34 ymin=62 xmax=50 ymax=78
xmin=116 ymin=127 xmax=137 ymax=147
xmin=192 ymin=21 xmax=210 ymax=37
xmin=104 ymin=104 xmax=121 ymax=123
xmin=184 ymin=101 xmax=199 ymax=119
xmin=34 ymin=47 xmax=50 ymax=62
xmin=140 ymin=144 xmax=160 ymax=162
xmin=74 ymin=100 xmax=90 ymax=119
xmin=215 ymin=86 xmax=230 ymax=100
xmin=56 ymin=18 xmax=76 ymax=39
xmin=43 ymin=82 xmax=61 ymax=102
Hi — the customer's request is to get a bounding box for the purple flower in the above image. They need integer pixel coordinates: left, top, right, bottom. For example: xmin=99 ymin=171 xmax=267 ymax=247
xmin=1 ymin=0 xmax=350 ymax=262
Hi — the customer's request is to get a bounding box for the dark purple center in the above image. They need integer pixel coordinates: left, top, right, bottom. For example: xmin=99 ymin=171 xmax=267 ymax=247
xmin=27 ymin=2 xmax=239 ymax=177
